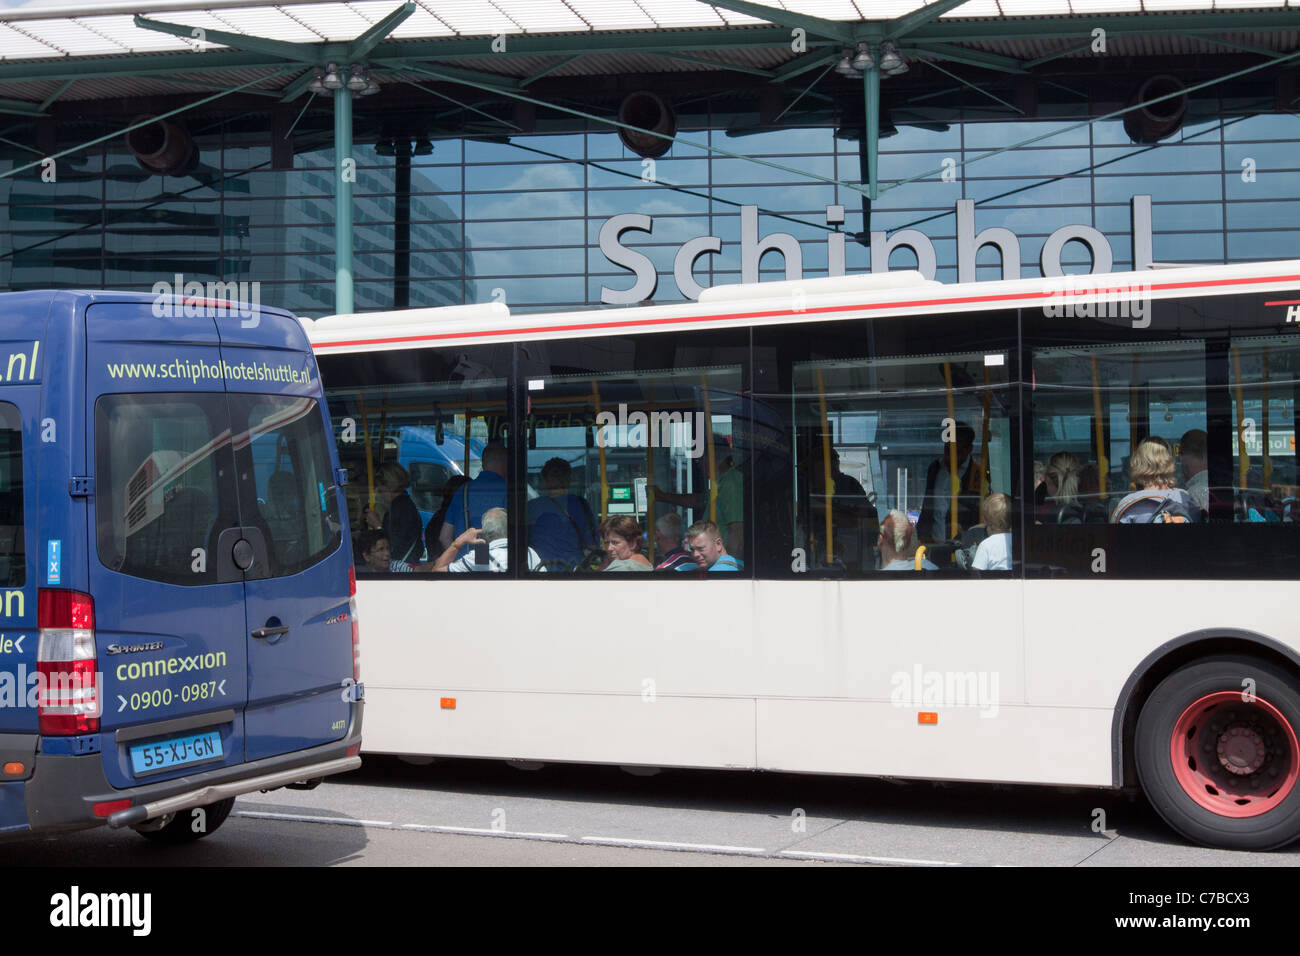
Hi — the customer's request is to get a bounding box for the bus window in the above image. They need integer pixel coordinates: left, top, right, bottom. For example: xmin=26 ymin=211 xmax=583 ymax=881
xmin=754 ymin=317 xmax=1016 ymax=577
xmin=317 ymin=345 xmax=510 ymax=574
xmin=517 ymin=329 xmax=748 ymax=573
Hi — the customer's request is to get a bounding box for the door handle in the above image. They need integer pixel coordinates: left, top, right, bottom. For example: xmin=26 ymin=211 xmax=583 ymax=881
xmin=251 ymin=625 xmax=290 ymax=640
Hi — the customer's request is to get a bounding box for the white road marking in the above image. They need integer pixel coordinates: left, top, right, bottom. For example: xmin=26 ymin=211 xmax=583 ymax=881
xmin=780 ymin=849 xmax=960 ymax=866
xmin=581 ymin=836 xmax=765 ymax=854
xmin=399 ymin=824 xmax=569 ymax=839
xmin=235 ymin=810 xmax=392 ymax=828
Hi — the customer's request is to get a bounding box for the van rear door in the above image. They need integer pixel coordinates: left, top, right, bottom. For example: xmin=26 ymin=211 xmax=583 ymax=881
xmin=86 ymin=300 xmax=251 ymax=788
xmin=215 ymin=309 xmax=352 ymax=763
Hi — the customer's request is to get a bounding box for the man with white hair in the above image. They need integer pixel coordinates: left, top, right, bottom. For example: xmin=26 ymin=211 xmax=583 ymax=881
xmin=652 ymin=512 xmax=693 ymax=571
xmin=434 ymin=507 xmax=542 ymax=573
xmin=878 ymin=509 xmax=938 ymax=571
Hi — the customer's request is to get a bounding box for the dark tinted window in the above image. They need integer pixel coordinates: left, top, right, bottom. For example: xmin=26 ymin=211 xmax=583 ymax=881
xmin=0 ymin=402 xmax=24 ymax=587
xmin=234 ymin=395 xmax=341 ymax=578
xmin=95 ymin=394 xmax=236 ymax=585
xmin=319 ymin=344 xmax=513 ymax=575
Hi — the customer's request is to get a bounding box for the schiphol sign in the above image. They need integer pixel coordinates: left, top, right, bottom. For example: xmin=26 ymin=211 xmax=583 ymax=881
xmin=599 ymin=194 xmax=1157 ymax=304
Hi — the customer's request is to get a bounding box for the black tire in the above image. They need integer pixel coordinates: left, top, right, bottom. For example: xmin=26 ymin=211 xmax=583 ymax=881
xmin=1135 ymin=656 xmax=1300 ymax=851
xmin=135 ymin=797 xmax=235 ymax=844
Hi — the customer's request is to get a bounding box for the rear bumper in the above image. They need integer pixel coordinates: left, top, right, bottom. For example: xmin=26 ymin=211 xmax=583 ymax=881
xmin=24 ymin=702 xmax=363 ymax=833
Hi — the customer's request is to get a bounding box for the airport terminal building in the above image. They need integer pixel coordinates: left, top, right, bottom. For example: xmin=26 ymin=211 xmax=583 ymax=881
xmin=0 ymin=0 xmax=1298 ymax=316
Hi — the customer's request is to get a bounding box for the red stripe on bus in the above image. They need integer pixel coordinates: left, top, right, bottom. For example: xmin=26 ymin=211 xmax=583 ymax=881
xmin=313 ymin=272 xmax=1300 ymax=351
xmin=1265 ymin=299 xmax=1300 ymax=306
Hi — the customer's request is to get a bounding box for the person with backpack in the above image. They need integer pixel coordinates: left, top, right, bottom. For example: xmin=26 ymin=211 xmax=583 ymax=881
xmin=1110 ymin=438 xmax=1202 ymax=524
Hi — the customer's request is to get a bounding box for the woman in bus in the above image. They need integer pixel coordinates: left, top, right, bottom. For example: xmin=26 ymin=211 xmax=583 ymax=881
xmin=1038 ymin=451 xmax=1083 ymax=524
xmin=1110 ymin=438 xmax=1201 ymax=523
xmin=598 ymin=516 xmax=652 ymax=572
xmin=363 ymin=462 xmax=424 ymax=563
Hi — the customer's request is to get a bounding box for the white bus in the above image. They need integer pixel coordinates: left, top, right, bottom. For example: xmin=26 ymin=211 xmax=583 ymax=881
xmin=308 ymin=261 xmax=1300 ymax=851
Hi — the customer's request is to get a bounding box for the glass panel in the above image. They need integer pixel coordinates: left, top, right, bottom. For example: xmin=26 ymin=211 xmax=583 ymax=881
xmin=753 ymin=314 xmax=1018 ymax=577
xmin=95 ymin=394 xmax=236 ymax=586
xmin=235 ymin=395 xmax=341 ymax=577
xmin=518 ymin=329 xmax=748 ymax=574
xmin=0 ymin=403 xmax=25 ymax=587
xmin=319 ymin=345 xmax=512 ymax=575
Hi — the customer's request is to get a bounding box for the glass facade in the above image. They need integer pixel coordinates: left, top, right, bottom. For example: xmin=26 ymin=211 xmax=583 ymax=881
xmin=2 ymin=97 xmax=1298 ymax=316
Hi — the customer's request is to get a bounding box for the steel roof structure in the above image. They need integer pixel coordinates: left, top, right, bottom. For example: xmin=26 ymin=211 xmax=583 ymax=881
xmin=2 ymin=0 xmax=1298 ymax=312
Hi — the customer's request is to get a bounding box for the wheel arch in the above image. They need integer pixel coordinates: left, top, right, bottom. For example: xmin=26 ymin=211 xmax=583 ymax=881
xmin=1111 ymin=628 xmax=1300 ymax=788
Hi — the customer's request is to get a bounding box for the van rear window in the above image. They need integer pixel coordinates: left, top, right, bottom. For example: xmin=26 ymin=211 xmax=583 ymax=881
xmin=0 ymin=403 xmax=23 ymax=588
xmin=95 ymin=394 xmax=235 ymax=586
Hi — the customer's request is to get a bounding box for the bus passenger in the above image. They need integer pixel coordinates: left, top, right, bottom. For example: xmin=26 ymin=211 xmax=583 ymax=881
xmin=359 ymin=529 xmax=434 ymax=573
xmin=654 ymin=453 xmax=744 ymax=555
xmin=879 ymin=510 xmax=938 ymax=571
xmin=434 ymin=507 xmax=542 ymax=572
xmin=527 ymin=457 xmax=599 ymax=570
xmin=919 ymin=422 xmax=983 ymax=543
xmin=1179 ymin=428 xmax=1209 ymax=513
xmin=679 ymin=519 xmax=743 ymax=573
xmin=652 ymin=512 xmax=694 ymax=571
xmin=439 ymin=441 xmax=508 ymax=552
xmin=363 ymin=462 xmax=424 ymax=563
xmin=971 ymin=493 xmax=1012 ymax=571
xmin=1039 ymin=451 xmax=1082 ymax=524
xmin=1111 ymin=439 xmax=1201 ymax=523
xmin=599 ymin=515 xmax=652 ymax=571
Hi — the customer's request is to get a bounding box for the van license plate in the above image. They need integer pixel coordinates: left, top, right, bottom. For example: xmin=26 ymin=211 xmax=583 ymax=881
xmin=129 ymin=731 xmax=224 ymax=775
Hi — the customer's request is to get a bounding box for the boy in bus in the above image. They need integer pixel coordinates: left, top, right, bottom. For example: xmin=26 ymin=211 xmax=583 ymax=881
xmin=679 ymin=519 xmax=743 ymax=573
xmin=971 ymin=493 xmax=1012 ymax=571
xmin=878 ymin=510 xmax=938 ymax=571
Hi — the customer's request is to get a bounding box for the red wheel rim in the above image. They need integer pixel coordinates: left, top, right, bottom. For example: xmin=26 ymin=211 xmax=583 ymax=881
xmin=1169 ymin=691 xmax=1299 ymax=818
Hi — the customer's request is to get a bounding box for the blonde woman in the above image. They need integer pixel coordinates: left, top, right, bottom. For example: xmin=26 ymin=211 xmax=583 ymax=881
xmin=1111 ymin=439 xmax=1201 ymax=523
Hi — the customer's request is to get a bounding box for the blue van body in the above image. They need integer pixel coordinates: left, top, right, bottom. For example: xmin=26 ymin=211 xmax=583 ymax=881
xmin=0 ymin=290 xmax=362 ymax=839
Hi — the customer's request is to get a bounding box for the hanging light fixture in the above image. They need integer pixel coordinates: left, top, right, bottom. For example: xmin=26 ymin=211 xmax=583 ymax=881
xmin=851 ymin=42 xmax=874 ymax=72
xmin=834 ymin=50 xmax=857 ymax=77
xmin=321 ymin=62 xmax=344 ymax=90
xmin=879 ymin=41 xmax=907 ymax=75
xmin=346 ymin=63 xmax=369 ymax=92
xmin=306 ymin=69 xmax=325 ymax=95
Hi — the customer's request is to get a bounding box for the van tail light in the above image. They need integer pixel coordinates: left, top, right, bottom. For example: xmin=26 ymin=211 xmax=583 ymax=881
xmin=37 ymin=589 xmax=99 ymax=736
xmin=348 ymin=565 xmax=360 ymax=683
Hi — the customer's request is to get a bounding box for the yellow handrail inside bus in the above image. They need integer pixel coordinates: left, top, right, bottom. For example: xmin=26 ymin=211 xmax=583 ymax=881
xmin=816 ymin=368 xmax=833 ymax=564
xmin=701 ymin=375 xmax=717 ymax=524
xmin=942 ymin=362 xmax=958 ymax=540
xmin=1090 ymin=356 xmax=1107 ymax=496
xmin=1128 ymin=355 xmax=1141 ymax=489
xmin=462 ymin=404 xmax=472 ymax=481
xmin=915 ymin=544 xmax=927 ymax=571
xmin=1232 ymin=345 xmax=1247 ymax=488
xmin=359 ymin=396 xmax=375 ymax=511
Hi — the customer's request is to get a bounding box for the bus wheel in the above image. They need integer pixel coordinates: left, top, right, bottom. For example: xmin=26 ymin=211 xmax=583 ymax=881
xmin=135 ymin=797 xmax=235 ymax=844
xmin=1135 ymin=657 xmax=1300 ymax=850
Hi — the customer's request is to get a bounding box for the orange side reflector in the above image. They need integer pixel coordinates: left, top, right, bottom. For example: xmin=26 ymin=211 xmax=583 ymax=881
xmin=3 ymin=762 xmax=23 ymax=775
xmin=918 ymin=712 xmax=938 ymax=725
xmin=440 ymin=697 xmax=456 ymax=710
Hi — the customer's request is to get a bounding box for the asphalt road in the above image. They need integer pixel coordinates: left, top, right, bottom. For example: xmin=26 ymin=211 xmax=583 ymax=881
xmin=5 ymin=756 xmax=1298 ymax=867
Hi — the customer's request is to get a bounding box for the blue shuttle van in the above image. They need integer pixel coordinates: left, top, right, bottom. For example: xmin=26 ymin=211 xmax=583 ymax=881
xmin=0 ymin=290 xmax=362 ymax=843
